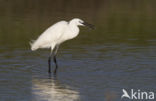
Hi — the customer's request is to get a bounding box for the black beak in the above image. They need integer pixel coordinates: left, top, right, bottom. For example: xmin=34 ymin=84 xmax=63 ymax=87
xmin=82 ymin=22 xmax=94 ymax=29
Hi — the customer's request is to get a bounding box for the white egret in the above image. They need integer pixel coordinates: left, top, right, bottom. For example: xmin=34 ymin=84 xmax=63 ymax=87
xmin=30 ymin=18 xmax=94 ymax=74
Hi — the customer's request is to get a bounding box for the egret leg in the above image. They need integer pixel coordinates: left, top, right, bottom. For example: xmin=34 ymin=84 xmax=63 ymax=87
xmin=48 ymin=53 xmax=52 ymax=74
xmin=53 ymin=45 xmax=59 ymax=74
xmin=53 ymin=55 xmax=58 ymax=74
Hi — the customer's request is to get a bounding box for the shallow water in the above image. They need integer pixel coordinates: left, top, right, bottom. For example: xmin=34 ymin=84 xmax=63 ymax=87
xmin=0 ymin=0 xmax=156 ymax=101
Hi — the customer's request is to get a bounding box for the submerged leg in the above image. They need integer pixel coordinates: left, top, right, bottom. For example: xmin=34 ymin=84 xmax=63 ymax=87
xmin=48 ymin=53 xmax=52 ymax=74
xmin=53 ymin=45 xmax=59 ymax=74
xmin=53 ymin=55 xmax=58 ymax=74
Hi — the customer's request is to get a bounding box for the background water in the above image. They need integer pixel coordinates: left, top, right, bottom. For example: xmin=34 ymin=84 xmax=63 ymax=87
xmin=0 ymin=0 xmax=156 ymax=101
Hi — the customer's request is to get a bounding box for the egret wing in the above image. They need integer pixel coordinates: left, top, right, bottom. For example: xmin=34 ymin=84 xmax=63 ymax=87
xmin=31 ymin=21 xmax=68 ymax=50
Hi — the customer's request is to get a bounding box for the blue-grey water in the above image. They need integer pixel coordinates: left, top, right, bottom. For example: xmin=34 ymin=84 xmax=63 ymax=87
xmin=0 ymin=0 xmax=156 ymax=101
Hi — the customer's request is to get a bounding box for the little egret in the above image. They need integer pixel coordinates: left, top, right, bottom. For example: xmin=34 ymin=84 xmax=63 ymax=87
xmin=30 ymin=18 xmax=94 ymax=74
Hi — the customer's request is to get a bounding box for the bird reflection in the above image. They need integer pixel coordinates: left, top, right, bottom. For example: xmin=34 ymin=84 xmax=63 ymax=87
xmin=32 ymin=77 xmax=80 ymax=101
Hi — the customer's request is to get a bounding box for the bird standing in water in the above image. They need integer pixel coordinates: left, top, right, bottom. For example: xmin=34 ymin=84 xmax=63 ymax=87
xmin=30 ymin=18 xmax=94 ymax=75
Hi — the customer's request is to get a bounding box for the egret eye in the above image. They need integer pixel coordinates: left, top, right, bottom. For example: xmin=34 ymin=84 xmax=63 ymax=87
xmin=79 ymin=20 xmax=83 ymax=24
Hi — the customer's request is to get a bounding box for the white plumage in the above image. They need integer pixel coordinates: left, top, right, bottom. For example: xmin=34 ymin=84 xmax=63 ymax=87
xmin=31 ymin=19 xmax=82 ymax=51
xmin=30 ymin=18 xmax=93 ymax=74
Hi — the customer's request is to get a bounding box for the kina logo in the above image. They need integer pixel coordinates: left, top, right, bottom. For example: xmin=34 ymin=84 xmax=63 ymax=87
xmin=121 ymin=89 xmax=155 ymax=100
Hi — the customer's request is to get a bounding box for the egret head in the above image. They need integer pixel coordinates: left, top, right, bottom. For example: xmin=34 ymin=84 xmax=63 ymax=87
xmin=71 ymin=18 xmax=94 ymax=29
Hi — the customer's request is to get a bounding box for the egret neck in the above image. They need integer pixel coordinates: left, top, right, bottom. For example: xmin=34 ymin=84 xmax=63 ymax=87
xmin=68 ymin=20 xmax=80 ymax=39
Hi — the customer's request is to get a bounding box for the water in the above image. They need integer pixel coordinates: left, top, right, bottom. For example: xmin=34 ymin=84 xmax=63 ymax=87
xmin=0 ymin=0 xmax=156 ymax=101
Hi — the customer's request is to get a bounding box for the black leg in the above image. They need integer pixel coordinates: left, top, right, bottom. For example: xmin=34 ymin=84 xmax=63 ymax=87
xmin=48 ymin=56 xmax=51 ymax=74
xmin=53 ymin=55 xmax=58 ymax=74
xmin=53 ymin=45 xmax=59 ymax=75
